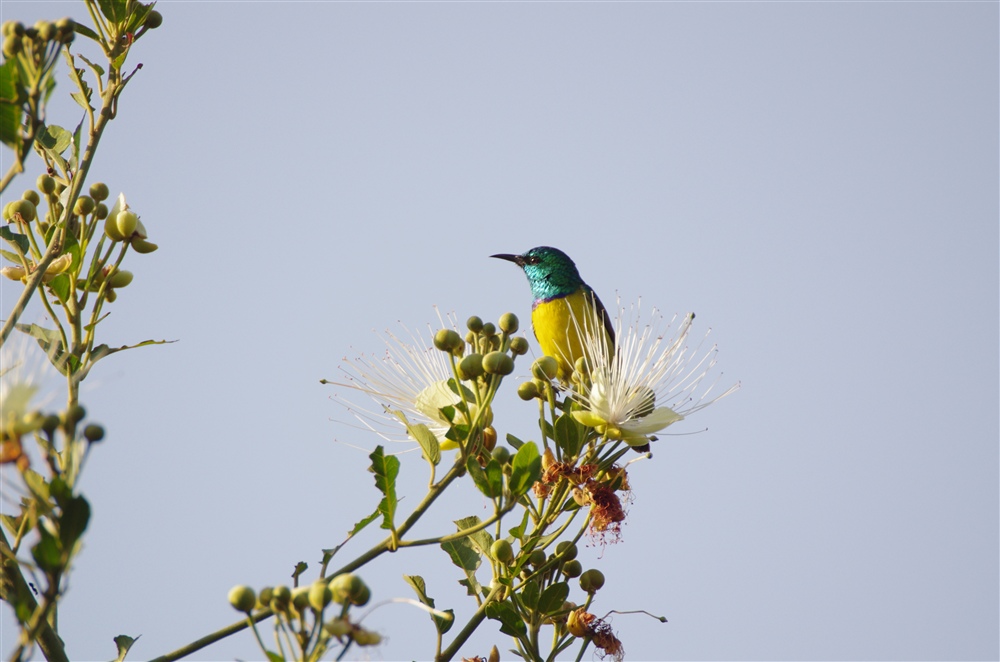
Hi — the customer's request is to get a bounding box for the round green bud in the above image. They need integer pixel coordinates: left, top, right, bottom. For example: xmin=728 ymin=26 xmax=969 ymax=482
xmin=433 ymin=328 xmax=462 ymax=353
xmin=9 ymin=199 xmax=36 ymax=223
xmin=481 ymin=322 xmax=497 ymax=337
xmin=63 ymin=404 xmax=86 ymax=425
xmin=21 ymin=190 xmax=40 ymax=206
xmin=491 ymin=445 xmax=511 ymax=465
xmin=556 ymin=541 xmax=578 ymax=562
xmin=35 ymin=21 xmax=56 ymax=41
xmin=37 ymin=174 xmax=55 ymax=195
xmin=116 ymin=210 xmax=138 ymax=238
xmin=350 ymin=582 xmax=371 ymax=606
xmin=517 ymin=381 xmax=538 ymax=401
xmin=482 ymin=351 xmax=514 ymax=376
xmin=509 ymin=336 xmax=530 ymax=356
xmin=270 ymin=584 xmax=291 ymax=611
xmin=308 ymin=581 xmax=333 ymax=611
xmin=531 ymin=356 xmax=559 ymax=381
xmin=458 ymin=353 xmax=484 ymax=380
xmin=89 ymin=182 xmax=109 ymax=201
xmin=83 ymin=424 xmax=105 ymax=442
xmin=144 ymin=10 xmax=163 ymax=29
xmin=2 ymin=35 xmax=21 ymax=58
xmin=574 ymin=356 xmax=590 ymax=378
xmin=54 ymin=18 xmax=74 ymax=43
xmin=41 ymin=414 xmax=61 ymax=436
xmin=579 ymin=569 xmax=605 ymax=593
xmin=291 ymin=586 xmax=310 ymax=611
xmin=1 ymin=22 xmax=16 ymax=38
xmin=529 ymin=549 xmax=547 ymax=568
xmin=498 ymin=312 xmax=519 ymax=334
xmin=466 ymin=315 xmax=483 ymax=333
xmin=74 ymin=196 xmax=95 ymax=216
xmin=94 ymin=203 xmax=109 ymax=220
xmin=256 ymin=586 xmax=273 ymax=609
xmin=491 ymin=539 xmax=514 ymax=565
xmin=465 ymin=330 xmax=476 ymax=345
xmin=562 ymin=559 xmax=583 ymax=578
xmin=105 ymin=289 xmax=118 ymax=303
xmin=228 ymin=585 xmax=256 ymax=613
xmin=330 ymin=572 xmax=366 ymax=605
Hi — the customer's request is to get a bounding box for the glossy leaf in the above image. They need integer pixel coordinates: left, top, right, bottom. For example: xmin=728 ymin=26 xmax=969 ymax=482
xmin=537 ymin=581 xmax=570 ymax=615
xmin=485 ymin=599 xmax=527 ymax=638
xmin=509 ymin=441 xmax=542 ymax=498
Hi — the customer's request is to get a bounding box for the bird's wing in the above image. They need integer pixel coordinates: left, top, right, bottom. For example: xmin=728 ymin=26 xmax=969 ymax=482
xmin=585 ymin=285 xmax=616 ymax=346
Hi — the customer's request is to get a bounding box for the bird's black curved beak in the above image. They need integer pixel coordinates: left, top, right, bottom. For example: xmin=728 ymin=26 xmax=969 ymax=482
xmin=491 ymin=253 xmax=525 ymax=267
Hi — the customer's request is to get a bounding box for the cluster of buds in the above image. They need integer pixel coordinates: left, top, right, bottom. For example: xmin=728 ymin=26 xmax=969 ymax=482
xmin=1 ymin=18 xmax=74 ymax=60
xmin=1 ymin=402 xmax=103 ymax=472
xmin=228 ymin=572 xmax=381 ymax=655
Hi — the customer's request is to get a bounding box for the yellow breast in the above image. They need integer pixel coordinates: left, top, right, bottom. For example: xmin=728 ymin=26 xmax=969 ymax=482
xmin=531 ymin=290 xmax=611 ymax=381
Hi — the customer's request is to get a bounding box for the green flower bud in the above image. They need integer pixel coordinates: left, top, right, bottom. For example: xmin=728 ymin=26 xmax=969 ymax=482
xmin=256 ymin=586 xmax=273 ymax=609
xmin=107 ymin=270 xmax=134 ymax=288
xmin=41 ymin=414 xmax=61 ymax=436
xmin=574 ymin=356 xmax=590 ymax=378
xmin=509 ymin=336 xmax=530 ymax=356
xmin=531 ymin=356 xmax=559 ymax=381
xmin=491 ymin=445 xmax=511 ymax=465
xmin=562 ymin=559 xmax=583 ymax=578
xmin=517 ymin=381 xmax=538 ymax=401
xmin=94 ymin=203 xmax=109 ymax=220
xmin=83 ymin=424 xmax=105 ymax=442
xmin=308 ymin=581 xmax=332 ymax=611
xmin=89 ymin=182 xmax=109 ymax=201
xmin=37 ymin=174 xmax=55 ymax=195
xmin=116 ymin=210 xmax=138 ymax=238
xmin=579 ymin=569 xmax=605 ymax=593
xmin=498 ymin=312 xmax=519 ymax=334
xmin=458 ymin=353 xmax=484 ymax=380
xmin=491 ymin=539 xmax=514 ymax=565
xmin=1 ymin=22 xmax=19 ymax=38
xmin=482 ymin=351 xmax=514 ymax=376
xmin=9 ymin=199 xmax=36 ymax=223
xmin=35 ymin=21 xmax=56 ymax=41
xmin=2 ymin=35 xmax=21 ymax=58
xmin=433 ymin=329 xmax=463 ymax=353
xmin=330 ymin=573 xmax=367 ymax=605
xmin=228 ymin=585 xmax=256 ymax=613
xmin=54 ymin=18 xmax=74 ymax=43
xmin=104 ymin=213 xmax=126 ymax=241
xmin=350 ymin=582 xmax=371 ymax=606
xmin=270 ymin=585 xmax=291 ymax=611
xmin=63 ymin=404 xmax=86 ymax=425
xmin=144 ymin=10 xmax=163 ymax=29
xmin=74 ymin=196 xmax=95 ymax=216
xmin=481 ymin=322 xmax=496 ymax=337
xmin=556 ymin=541 xmax=578 ymax=562
xmin=291 ymin=586 xmax=310 ymax=611
xmin=466 ymin=316 xmax=483 ymax=333
xmin=529 ymin=549 xmax=547 ymax=568
xmin=105 ymin=289 xmax=117 ymax=303
xmin=21 ymin=190 xmax=40 ymax=206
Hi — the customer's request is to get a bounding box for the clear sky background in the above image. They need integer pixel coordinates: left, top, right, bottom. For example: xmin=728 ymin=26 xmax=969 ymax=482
xmin=1 ymin=2 xmax=997 ymax=661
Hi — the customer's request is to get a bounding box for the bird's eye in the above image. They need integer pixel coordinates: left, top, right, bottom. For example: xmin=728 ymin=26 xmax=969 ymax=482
xmin=526 ymin=256 xmax=541 ymax=265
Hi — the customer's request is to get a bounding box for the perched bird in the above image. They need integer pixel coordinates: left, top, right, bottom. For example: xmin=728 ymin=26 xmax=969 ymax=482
xmin=491 ymin=246 xmax=614 ymax=381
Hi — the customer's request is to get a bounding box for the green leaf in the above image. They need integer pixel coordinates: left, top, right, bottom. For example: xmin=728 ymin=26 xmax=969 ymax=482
xmin=466 ymin=455 xmax=498 ymax=499
xmin=1 ymin=514 xmax=21 ymax=536
xmin=47 ymin=273 xmax=70 ymax=304
xmin=22 ymin=469 xmax=49 ymax=501
xmin=348 ymin=506 xmax=380 ymax=537
xmin=265 ymin=652 xmax=284 ymax=662
xmin=554 ymin=412 xmax=583 ymax=457
xmin=485 ymin=600 xmax=527 ymax=638
xmin=31 ymin=529 xmax=62 ymax=572
xmin=454 ymin=516 xmax=493 ymax=560
xmin=0 ymin=61 xmax=22 ymax=150
xmin=388 ymin=409 xmax=440 ymax=467
xmin=98 ymin=0 xmax=129 ymax=24
xmin=509 ymin=441 xmax=542 ymax=498
xmin=520 ymin=579 xmax=540 ymax=611
xmin=1 ymin=248 xmax=24 ymax=264
xmin=368 ymin=446 xmax=399 ymax=532
xmin=291 ymin=562 xmax=308 ymax=581
xmin=73 ymin=23 xmax=102 ymax=43
xmin=440 ymin=535 xmax=482 ymax=596
xmin=75 ymin=338 xmax=177 ymax=382
xmin=485 ymin=458 xmax=503 ymax=498
xmin=0 ymin=227 xmax=30 ymax=255
xmin=59 ymin=495 xmax=90 ymax=549
xmin=403 ymin=575 xmax=453 ymax=635
xmin=112 ymin=634 xmax=140 ymax=662
xmin=36 ymin=124 xmax=73 ymax=156
xmin=505 ymin=433 xmax=524 ymax=450
xmin=537 ymin=581 xmax=570 ymax=616
xmin=125 ymin=2 xmax=155 ymax=34
xmin=15 ymin=323 xmax=70 ymax=375
xmin=507 ymin=509 xmax=530 ymax=542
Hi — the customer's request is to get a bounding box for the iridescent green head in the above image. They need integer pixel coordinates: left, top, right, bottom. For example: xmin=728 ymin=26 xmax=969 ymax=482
xmin=491 ymin=246 xmax=584 ymax=303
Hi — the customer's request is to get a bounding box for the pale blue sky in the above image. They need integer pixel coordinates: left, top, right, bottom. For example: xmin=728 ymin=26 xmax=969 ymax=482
xmin=1 ymin=2 xmax=997 ymax=661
